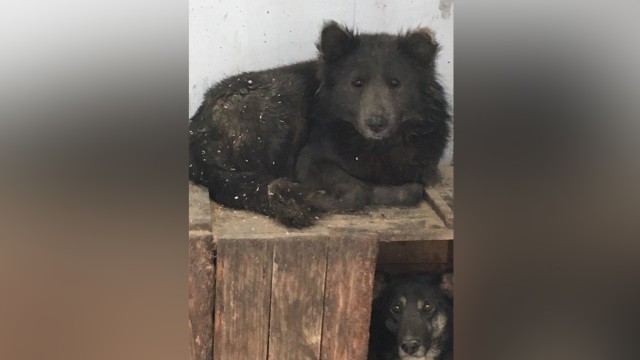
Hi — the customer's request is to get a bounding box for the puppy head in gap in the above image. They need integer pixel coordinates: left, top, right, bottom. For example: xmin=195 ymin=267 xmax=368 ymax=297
xmin=316 ymin=21 xmax=440 ymax=141
xmin=375 ymin=272 xmax=453 ymax=359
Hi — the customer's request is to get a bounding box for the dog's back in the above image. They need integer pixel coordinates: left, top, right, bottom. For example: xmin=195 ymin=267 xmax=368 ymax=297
xmin=368 ymin=272 xmax=452 ymax=360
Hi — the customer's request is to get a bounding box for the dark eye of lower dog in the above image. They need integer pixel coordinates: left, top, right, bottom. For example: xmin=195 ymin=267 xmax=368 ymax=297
xmin=390 ymin=304 xmax=402 ymax=314
xmin=351 ymin=79 xmax=364 ymax=88
xmin=422 ymin=302 xmax=434 ymax=312
xmin=389 ymin=79 xmax=401 ymax=88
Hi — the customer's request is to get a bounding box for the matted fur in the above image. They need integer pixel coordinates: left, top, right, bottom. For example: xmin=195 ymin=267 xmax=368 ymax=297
xmin=189 ymin=21 xmax=451 ymax=227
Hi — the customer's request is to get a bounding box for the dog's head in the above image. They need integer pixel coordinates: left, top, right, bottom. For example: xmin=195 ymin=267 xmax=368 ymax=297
xmin=315 ymin=21 xmax=443 ymax=142
xmin=374 ymin=272 xmax=453 ymax=359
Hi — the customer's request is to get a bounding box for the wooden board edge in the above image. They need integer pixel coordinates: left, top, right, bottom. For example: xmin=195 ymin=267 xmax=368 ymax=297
xmin=424 ymin=188 xmax=454 ymax=228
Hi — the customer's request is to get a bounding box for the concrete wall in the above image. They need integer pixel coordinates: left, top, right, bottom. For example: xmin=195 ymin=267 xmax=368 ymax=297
xmin=189 ymin=0 xmax=453 ymax=163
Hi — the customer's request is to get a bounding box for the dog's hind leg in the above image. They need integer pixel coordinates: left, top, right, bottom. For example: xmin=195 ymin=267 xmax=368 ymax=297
xmin=208 ymin=168 xmax=316 ymax=228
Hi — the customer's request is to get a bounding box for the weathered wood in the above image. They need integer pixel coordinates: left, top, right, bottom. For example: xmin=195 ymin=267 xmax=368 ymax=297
xmin=320 ymin=236 xmax=379 ymax=360
xmin=189 ymin=181 xmax=215 ymax=360
xmin=268 ymin=238 xmax=328 ymax=360
xmin=425 ymin=187 xmax=454 ymax=228
xmin=189 ymin=233 xmax=215 ymax=360
xmin=425 ymin=166 xmax=454 ymax=228
xmin=377 ymin=263 xmax=450 ymax=274
xmin=209 ymin=166 xmax=453 ymax=243
xmin=197 ymin=167 xmax=454 ymax=360
xmin=323 ymin=204 xmax=452 ymax=242
xmin=213 ymin=239 xmax=274 ymax=360
xmin=439 ymin=165 xmax=454 ymax=186
xmin=377 ymin=240 xmax=450 ymax=265
xmin=211 ymin=200 xmax=451 ymax=243
xmin=189 ymin=322 xmax=196 ymax=360
xmin=189 ymin=181 xmax=213 ymax=232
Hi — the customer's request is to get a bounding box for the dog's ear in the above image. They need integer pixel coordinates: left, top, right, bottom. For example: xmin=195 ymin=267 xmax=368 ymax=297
xmin=372 ymin=271 xmax=390 ymax=300
xmin=440 ymin=272 xmax=453 ymax=298
xmin=398 ymin=27 xmax=439 ymax=69
xmin=318 ymin=21 xmax=358 ymax=63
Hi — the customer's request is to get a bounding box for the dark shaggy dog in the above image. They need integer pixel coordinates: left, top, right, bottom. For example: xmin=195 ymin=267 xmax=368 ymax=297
xmin=189 ymin=21 xmax=451 ymax=227
xmin=368 ymin=272 xmax=453 ymax=360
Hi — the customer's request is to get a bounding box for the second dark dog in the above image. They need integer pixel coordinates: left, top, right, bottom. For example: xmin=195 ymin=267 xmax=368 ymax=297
xmin=368 ymin=272 xmax=453 ymax=360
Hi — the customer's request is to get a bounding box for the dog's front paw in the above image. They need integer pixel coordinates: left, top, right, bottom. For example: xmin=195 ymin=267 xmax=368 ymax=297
xmin=371 ymin=183 xmax=424 ymax=206
xmin=304 ymin=183 xmax=372 ymax=212
xmin=396 ymin=183 xmax=424 ymax=205
xmin=267 ymin=178 xmax=315 ymax=228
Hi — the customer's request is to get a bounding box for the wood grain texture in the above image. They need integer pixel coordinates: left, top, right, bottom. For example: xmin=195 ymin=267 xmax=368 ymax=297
xmin=211 ymin=200 xmax=452 ymax=242
xmin=376 ymin=239 xmax=453 ymax=274
xmin=320 ymin=236 xmax=379 ymax=360
xmin=189 ymin=182 xmax=216 ymax=360
xmin=189 ymin=234 xmax=216 ymax=360
xmin=425 ymin=187 xmax=454 ymax=228
xmin=426 ymin=166 xmax=454 ymax=228
xmin=377 ymin=263 xmax=451 ymax=274
xmin=189 ymin=181 xmax=213 ymax=232
xmin=268 ymin=239 xmax=328 ymax=360
xmin=209 ymin=166 xmax=453 ymax=243
xmin=213 ymin=239 xmax=274 ymax=360
xmin=201 ymin=167 xmax=454 ymax=360
xmin=377 ymin=240 xmax=450 ymax=265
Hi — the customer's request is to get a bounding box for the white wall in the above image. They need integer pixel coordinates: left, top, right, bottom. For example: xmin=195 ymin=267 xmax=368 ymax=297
xmin=189 ymin=0 xmax=454 ymax=163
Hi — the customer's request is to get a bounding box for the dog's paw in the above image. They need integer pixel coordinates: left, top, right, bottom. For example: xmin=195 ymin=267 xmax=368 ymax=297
xmin=396 ymin=183 xmax=424 ymax=205
xmin=372 ymin=183 xmax=424 ymax=206
xmin=332 ymin=183 xmax=371 ymax=210
xmin=267 ymin=178 xmax=315 ymax=228
xmin=303 ymin=184 xmax=372 ymax=212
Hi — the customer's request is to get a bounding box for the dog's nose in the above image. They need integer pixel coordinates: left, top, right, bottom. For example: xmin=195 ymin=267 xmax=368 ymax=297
xmin=401 ymin=340 xmax=420 ymax=355
xmin=365 ymin=116 xmax=389 ymax=133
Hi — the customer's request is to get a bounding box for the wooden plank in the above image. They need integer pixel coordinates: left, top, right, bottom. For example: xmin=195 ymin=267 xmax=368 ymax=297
xmin=377 ymin=240 xmax=450 ymax=265
xmin=377 ymin=263 xmax=450 ymax=274
xmin=425 ymin=187 xmax=454 ymax=228
xmin=213 ymin=239 xmax=274 ymax=360
xmin=189 ymin=182 xmax=215 ymax=360
xmin=268 ymin=239 xmax=328 ymax=360
xmin=189 ymin=181 xmax=213 ymax=233
xmin=323 ymin=203 xmax=452 ymax=242
xmin=209 ymin=166 xmax=453 ymax=243
xmin=320 ymin=236 xmax=379 ymax=360
xmin=440 ymin=165 xmax=454 ymax=186
xmin=189 ymin=233 xmax=215 ymax=360
xmin=211 ymin=201 xmax=452 ymax=242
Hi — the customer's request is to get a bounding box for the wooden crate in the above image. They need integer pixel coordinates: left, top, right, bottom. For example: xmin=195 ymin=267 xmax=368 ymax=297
xmin=189 ymin=167 xmax=453 ymax=360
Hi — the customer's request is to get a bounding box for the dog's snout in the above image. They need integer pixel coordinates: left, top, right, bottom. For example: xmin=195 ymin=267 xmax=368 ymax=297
xmin=365 ymin=116 xmax=389 ymax=133
xmin=401 ymin=340 xmax=420 ymax=355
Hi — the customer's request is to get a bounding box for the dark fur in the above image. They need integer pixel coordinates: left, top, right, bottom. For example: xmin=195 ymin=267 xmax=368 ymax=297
xmin=189 ymin=21 xmax=451 ymax=227
xmin=369 ymin=272 xmax=453 ymax=360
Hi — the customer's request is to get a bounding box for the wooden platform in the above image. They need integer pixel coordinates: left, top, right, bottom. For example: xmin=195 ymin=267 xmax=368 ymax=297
xmin=188 ymin=166 xmax=453 ymax=360
xmin=189 ymin=166 xmax=453 ymax=242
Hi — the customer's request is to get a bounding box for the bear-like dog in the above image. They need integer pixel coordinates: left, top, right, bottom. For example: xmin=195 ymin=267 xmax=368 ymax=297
xmin=189 ymin=21 xmax=450 ymax=227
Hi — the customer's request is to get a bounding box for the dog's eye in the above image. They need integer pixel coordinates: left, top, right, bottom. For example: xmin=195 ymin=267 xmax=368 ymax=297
xmin=422 ymin=302 xmax=434 ymax=313
xmin=390 ymin=304 xmax=402 ymax=314
xmin=389 ymin=79 xmax=401 ymax=88
xmin=351 ymin=79 xmax=364 ymax=88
